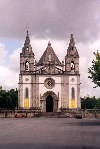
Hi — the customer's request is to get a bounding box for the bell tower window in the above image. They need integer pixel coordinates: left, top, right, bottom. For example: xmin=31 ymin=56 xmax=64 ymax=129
xmin=71 ymin=61 xmax=75 ymax=71
xmin=26 ymin=47 xmax=29 ymax=53
xmin=25 ymin=61 xmax=29 ymax=71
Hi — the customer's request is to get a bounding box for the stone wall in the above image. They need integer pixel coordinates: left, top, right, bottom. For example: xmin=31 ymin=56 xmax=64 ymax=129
xmin=0 ymin=109 xmax=100 ymax=118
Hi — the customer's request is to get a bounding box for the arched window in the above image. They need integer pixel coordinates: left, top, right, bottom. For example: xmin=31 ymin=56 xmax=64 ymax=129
xmin=25 ymin=61 xmax=29 ymax=71
xmin=26 ymin=47 xmax=29 ymax=53
xmin=25 ymin=87 xmax=29 ymax=98
xmin=71 ymin=61 xmax=75 ymax=71
xmin=71 ymin=87 xmax=75 ymax=99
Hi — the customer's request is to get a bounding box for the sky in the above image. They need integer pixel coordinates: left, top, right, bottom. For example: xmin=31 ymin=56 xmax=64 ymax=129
xmin=0 ymin=0 xmax=100 ymax=98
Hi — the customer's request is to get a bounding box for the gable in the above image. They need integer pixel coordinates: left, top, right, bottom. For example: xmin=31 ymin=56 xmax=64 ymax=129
xmin=37 ymin=42 xmax=61 ymax=66
xmin=34 ymin=65 xmax=64 ymax=75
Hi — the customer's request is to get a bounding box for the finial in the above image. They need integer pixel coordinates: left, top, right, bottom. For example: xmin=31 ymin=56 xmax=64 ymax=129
xmin=48 ymin=41 xmax=51 ymax=46
xmin=71 ymin=34 xmax=73 ymax=37
xmin=70 ymin=34 xmax=74 ymax=41
xmin=69 ymin=33 xmax=75 ymax=48
xmin=27 ymin=30 xmax=29 ymax=36
xmin=26 ymin=26 xmax=29 ymax=36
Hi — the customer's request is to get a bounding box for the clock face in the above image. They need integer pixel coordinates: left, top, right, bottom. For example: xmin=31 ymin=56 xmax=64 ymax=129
xmin=71 ymin=78 xmax=75 ymax=82
xmin=44 ymin=78 xmax=55 ymax=89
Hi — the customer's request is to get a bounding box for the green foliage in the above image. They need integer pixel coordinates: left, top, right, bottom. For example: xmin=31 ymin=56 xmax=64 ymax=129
xmin=95 ymin=98 xmax=100 ymax=109
xmin=0 ymin=89 xmax=18 ymax=110
xmin=81 ymin=96 xmax=100 ymax=109
xmin=88 ymin=51 xmax=100 ymax=87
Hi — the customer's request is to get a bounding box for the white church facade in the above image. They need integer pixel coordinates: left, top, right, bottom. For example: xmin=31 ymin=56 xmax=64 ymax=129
xmin=18 ymin=31 xmax=81 ymax=112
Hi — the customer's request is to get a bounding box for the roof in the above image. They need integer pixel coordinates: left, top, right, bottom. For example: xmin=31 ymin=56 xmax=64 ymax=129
xmin=37 ymin=41 xmax=61 ymax=66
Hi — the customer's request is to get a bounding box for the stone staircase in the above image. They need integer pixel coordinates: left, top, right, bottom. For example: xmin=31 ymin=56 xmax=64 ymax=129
xmin=34 ymin=112 xmax=75 ymax=118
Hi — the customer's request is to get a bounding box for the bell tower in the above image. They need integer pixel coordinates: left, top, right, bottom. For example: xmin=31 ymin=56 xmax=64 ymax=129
xmin=20 ymin=31 xmax=35 ymax=73
xmin=65 ymin=34 xmax=80 ymax=109
xmin=65 ymin=34 xmax=79 ymax=74
xmin=19 ymin=31 xmax=35 ymax=109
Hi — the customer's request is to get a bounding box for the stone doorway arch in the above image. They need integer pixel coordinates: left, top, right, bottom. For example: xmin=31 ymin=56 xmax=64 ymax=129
xmin=41 ymin=91 xmax=58 ymax=112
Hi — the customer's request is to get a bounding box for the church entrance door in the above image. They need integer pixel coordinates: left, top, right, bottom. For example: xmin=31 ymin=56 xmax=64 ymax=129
xmin=46 ymin=95 xmax=53 ymax=112
xmin=41 ymin=91 xmax=58 ymax=112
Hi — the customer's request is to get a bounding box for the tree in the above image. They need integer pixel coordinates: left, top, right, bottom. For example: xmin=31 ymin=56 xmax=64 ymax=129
xmin=95 ymin=98 xmax=100 ymax=109
xmin=81 ymin=96 xmax=96 ymax=109
xmin=88 ymin=51 xmax=100 ymax=87
xmin=0 ymin=89 xmax=18 ymax=110
xmin=81 ymin=96 xmax=100 ymax=109
xmin=8 ymin=89 xmax=18 ymax=109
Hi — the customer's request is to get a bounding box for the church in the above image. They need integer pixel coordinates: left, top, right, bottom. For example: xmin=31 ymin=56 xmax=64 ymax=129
xmin=18 ymin=31 xmax=80 ymax=112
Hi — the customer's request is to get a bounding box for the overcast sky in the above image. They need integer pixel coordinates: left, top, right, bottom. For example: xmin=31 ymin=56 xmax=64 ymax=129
xmin=0 ymin=0 xmax=100 ymax=98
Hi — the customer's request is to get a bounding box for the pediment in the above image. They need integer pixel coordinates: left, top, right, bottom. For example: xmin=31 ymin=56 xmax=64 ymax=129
xmin=34 ymin=65 xmax=64 ymax=74
xmin=37 ymin=42 xmax=61 ymax=66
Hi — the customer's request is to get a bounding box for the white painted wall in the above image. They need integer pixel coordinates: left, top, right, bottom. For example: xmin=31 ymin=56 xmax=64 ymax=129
xmin=39 ymin=76 xmax=61 ymax=108
xmin=69 ymin=76 xmax=77 ymax=108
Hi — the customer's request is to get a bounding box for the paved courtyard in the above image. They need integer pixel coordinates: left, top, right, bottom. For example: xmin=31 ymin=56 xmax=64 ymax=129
xmin=0 ymin=118 xmax=100 ymax=149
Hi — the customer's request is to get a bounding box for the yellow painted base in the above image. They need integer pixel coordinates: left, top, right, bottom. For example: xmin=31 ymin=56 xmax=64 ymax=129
xmin=71 ymin=99 xmax=75 ymax=108
xmin=24 ymin=98 xmax=29 ymax=108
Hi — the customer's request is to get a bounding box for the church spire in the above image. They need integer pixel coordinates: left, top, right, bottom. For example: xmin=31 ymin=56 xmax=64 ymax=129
xmin=24 ymin=30 xmax=30 ymax=46
xmin=67 ymin=34 xmax=78 ymax=55
xmin=20 ymin=31 xmax=35 ymax=73
xmin=65 ymin=34 xmax=79 ymax=73
xmin=22 ymin=31 xmax=33 ymax=54
xmin=69 ymin=34 xmax=75 ymax=48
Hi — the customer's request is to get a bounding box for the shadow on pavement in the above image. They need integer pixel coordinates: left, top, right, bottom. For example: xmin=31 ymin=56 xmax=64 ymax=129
xmin=0 ymin=143 xmax=99 ymax=149
xmin=65 ymin=120 xmax=100 ymax=127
